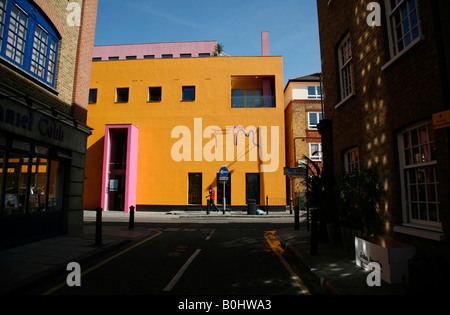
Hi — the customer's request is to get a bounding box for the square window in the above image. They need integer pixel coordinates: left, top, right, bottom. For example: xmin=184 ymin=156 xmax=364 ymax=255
xmin=116 ymin=88 xmax=129 ymax=103
xmin=149 ymin=87 xmax=162 ymax=102
xmin=89 ymin=89 xmax=98 ymax=104
xmin=182 ymin=86 xmax=195 ymax=101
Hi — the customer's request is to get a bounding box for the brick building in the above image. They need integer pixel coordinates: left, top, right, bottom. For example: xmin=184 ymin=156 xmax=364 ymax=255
xmin=0 ymin=0 xmax=98 ymax=248
xmin=284 ymin=73 xmax=323 ymax=205
xmin=316 ymin=0 xmax=450 ymax=260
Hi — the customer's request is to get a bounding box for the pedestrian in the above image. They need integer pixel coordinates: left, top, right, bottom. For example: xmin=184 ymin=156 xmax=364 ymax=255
xmin=209 ymin=186 xmax=221 ymax=212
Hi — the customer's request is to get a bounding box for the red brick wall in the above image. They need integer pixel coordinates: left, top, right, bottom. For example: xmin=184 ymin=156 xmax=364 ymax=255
xmin=72 ymin=0 xmax=99 ymax=124
xmin=317 ymin=0 xmax=450 ymax=243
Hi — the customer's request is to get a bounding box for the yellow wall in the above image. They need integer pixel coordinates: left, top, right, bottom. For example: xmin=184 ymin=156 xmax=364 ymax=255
xmin=84 ymin=56 xmax=286 ymax=209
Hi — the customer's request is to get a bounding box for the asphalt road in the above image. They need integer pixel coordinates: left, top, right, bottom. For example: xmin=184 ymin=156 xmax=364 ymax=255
xmin=26 ymin=222 xmax=311 ymax=297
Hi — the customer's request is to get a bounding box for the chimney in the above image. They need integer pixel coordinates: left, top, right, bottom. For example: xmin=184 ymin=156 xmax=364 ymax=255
xmin=261 ymin=31 xmax=269 ymax=56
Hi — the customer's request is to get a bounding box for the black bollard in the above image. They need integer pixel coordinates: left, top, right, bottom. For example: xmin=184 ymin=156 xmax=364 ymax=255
xmin=310 ymin=208 xmax=318 ymax=255
xmin=294 ymin=205 xmax=300 ymax=230
xmin=129 ymin=205 xmax=135 ymax=230
xmin=207 ymin=198 xmax=210 ymax=215
xmin=95 ymin=207 xmax=102 ymax=246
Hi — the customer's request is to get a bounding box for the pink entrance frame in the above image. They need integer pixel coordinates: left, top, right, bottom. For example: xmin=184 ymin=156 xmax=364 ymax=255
xmin=101 ymin=124 xmax=139 ymax=213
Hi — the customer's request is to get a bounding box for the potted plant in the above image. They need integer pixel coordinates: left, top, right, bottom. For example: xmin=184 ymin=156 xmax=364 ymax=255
xmin=337 ymin=167 xmax=384 ymax=250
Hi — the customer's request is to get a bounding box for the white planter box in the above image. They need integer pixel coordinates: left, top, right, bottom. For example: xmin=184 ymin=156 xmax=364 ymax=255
xmin=355 ymin=236 xmax=416 ymax=284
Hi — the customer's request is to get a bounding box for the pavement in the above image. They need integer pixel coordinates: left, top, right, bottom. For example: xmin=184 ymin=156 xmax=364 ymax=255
xmin=0 ymin=209 xmax=409 ymax=295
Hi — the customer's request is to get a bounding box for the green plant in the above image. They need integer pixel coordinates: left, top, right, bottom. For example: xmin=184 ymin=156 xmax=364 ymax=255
xmin=213 ymin=43 xmax=224 ymax=56
xmin=338 ymin=168 xmax=384 ymax=236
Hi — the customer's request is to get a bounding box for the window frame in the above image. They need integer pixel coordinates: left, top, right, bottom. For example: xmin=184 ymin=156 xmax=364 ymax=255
xmin=182 ymin=86 xmax=196 ymax=102
xmin=385 ymin=0 xmax=422 ymax=58
xmin=148 ymin=87 xmax=162 ymax=102
xmin=308 ymin=112 xmax=323 ymax=130
xmin=307 ymin=86 xmax=322 ymax=100
xmin=309 ymin=143 xmax=323 ymax=161
xmin=116 ymin=88 xmax=129 ymax=103
xmin=88 ymin=88 xmax=97 ymax=104
xmin=397 ymin=121 xmax=442 ymax=231
xmin=344 ymin=147 xmax=360 ymax=173
xmin=337 ymin=34 xmax=354 ymax=102
xmin=0 ymin=0 xmax=60 ymax=87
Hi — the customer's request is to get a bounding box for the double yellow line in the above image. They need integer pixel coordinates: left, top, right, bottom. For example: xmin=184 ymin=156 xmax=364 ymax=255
xmin=264 ymin=231 xmax=311 ymax=295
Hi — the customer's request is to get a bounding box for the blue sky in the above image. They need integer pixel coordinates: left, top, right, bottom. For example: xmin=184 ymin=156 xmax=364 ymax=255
xmin=94 ymin=0 xmax=322 ymax=87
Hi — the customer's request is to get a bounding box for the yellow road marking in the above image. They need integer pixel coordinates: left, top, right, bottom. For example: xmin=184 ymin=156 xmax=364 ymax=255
xmin=264 ymin=231 xmax=311 ymax=295
xmin=42 ymin=230 xmax=162 ymax=295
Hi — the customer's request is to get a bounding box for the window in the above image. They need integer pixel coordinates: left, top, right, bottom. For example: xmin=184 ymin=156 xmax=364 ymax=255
xmin=231 ymin=76 xmax=275 ymax=108
xmin=188 ymin=173 xmax=202 ymax=205
xmin=182 ymin=86 xmax=195 ymax=101
xmin=199 ymin=53 xmax=210 ymax=57
xmin=108 ymin=56 xmax=119 ymax=60
xmin=0 ymin=0 xmax=59 ymax=87
xmin=116 ymin=88 xmax=129 ymax=103
xmin=308 ymin=112 xmax=323 ymax=129
xmin=308 ymin=86 xmax=322 ymax=99
xmin=162 ymin=54 xmax=173 ymax=59
xmin=309 ymin=143 xmax=322 ymax=161
xmin=180 ymin=53 xmax=191 ymax=58
xmin=89 ymin=89 xmax=97 ymax=104
xmin=344 ymin=147 xmax=360 ymax=173
xmin=0 ymin=0 xmax=8 ymax=54
xmin=386 ymin=0 xmax=421 ymax=56
xmin=398 ymin=122 xmax=440 ymax=229
xmin=148 ymin=87 xmax=162 ymax=102
xmin=338 ymin=34 xmax=354 ymax=100
xmin=92 ymin=57 xmax=101 ymax=61
xmin=144 ymin=55 xmax=154 ymax=59
xmin=126 ymin=56 xmax=136 ymax=60
xmin=1 ymin=139 xmax=67 ymax=216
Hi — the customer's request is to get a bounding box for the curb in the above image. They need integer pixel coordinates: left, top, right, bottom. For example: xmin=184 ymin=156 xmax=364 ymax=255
xmin=275 ymin=232 xmax=340 ymax=295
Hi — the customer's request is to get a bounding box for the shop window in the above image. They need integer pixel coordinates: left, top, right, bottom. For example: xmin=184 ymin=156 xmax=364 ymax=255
xmin=0 ymin=140 xmax=67 ymax=216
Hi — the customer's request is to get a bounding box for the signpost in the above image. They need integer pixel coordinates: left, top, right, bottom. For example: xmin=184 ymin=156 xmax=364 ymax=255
xmin=219 ymin=166 xmax=229 ymax=213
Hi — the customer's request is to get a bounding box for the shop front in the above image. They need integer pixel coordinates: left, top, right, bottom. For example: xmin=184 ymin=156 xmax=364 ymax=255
xmin=0 ymin=94 xmax=91 ymax=249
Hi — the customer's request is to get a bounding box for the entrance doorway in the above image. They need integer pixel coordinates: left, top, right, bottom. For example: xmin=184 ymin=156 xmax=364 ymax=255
xmin=101 ymin=125 xmax=139 ymax=212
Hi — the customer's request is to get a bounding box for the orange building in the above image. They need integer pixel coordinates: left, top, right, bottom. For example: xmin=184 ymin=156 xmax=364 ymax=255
xmin=83 ymin=39 xmax=287 ymax=212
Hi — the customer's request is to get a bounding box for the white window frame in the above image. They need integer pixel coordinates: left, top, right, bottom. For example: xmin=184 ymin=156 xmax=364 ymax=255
xmin=344 ymin=147 xmax=360 ymax=173
xmin=309 ymin=143 xmax=322 ymax=161
xmin=308 ymin=112 xmax=323 ymax=130
xmin=307 ymin=86 xmax=321 ymax=100
xmin=397 ymin=122 xmax=442 ymax=233
xmin=337 ymin=34 xmax=354 ymax=101
xmin=384 ymin=0 xmax=422 ymax=59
